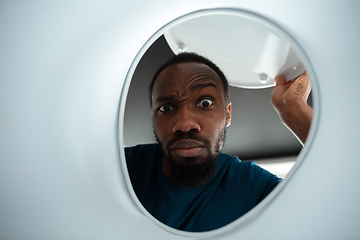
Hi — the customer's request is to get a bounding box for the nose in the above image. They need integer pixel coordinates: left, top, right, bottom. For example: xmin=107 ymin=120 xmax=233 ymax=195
xmin=172 ymin=107 xmax=201 ymax=135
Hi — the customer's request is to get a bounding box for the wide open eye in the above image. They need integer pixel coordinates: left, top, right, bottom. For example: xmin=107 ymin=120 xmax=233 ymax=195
xmin=158 ymin=104 xmax=174 ymax=112
xmin=198 ymin=99 xmax=214 ymax=108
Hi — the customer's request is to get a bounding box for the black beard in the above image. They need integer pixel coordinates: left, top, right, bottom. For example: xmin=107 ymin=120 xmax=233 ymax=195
xmin=155 ymin=127 xmax=227 ymax=187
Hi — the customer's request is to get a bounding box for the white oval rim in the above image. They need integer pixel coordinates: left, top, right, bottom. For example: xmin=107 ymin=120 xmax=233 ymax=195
xmin=118 ymin=7 xmax=320 ymax=239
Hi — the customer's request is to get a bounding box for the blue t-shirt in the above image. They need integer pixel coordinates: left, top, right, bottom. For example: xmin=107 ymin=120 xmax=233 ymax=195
xmin=125 ymin=144 xmax=281 ymax=232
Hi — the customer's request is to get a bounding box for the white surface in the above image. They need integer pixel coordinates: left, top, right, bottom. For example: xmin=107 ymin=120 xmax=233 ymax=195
xmin=164 ymin=12 xmax=305 ymax=88
xmin=1 ymin=1 xmax=360 ymax=240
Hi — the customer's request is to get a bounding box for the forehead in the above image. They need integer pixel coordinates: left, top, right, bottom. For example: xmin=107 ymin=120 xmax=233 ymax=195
xmin=152 ymin=62 xmax=224 ymax=101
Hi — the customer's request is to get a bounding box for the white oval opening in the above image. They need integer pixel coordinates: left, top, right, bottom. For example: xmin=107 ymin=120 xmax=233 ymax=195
xmin=119 ymin=8 xmax=318 ymax=238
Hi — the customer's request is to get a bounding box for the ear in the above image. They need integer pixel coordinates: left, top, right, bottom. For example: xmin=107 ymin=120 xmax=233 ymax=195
xmin=226 ymin=102 xmax=232 ymax=127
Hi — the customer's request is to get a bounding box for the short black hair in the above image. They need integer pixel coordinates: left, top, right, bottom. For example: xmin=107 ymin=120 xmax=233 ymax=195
xmin=149 ymin=52 xmax=230 ymax=107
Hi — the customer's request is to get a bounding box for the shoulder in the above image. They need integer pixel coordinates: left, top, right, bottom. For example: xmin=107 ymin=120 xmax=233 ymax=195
xmin=218 ymin=152 xmax=275 ymax=175
xmin=125 ymin=143 xmax=161 ymax=160
xmin=125 ymin=143 xmax=163 ymax=179
xmin=217 ymin=152 xmax=248 ymax=171
xmin=217 ymin=152 xmax=281 ymax=202
xmin=217 ymin=152 xmax=281 ymax=188
xmin=125 ymin=143 xmax=162 ymax=170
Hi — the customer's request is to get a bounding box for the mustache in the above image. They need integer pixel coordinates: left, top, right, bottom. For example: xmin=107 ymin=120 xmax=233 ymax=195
xmin=165 ymin=133 xmax=211 ymax=151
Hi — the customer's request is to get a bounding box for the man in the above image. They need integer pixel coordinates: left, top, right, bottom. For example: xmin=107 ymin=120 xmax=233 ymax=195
xmin=125 ymin=52 xmax=312 ymax=232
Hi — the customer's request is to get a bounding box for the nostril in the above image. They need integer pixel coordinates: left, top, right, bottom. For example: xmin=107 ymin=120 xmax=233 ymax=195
xmin=173 ymin=124 xmax=201 ymax=135
xmin=175 ymin=129 xmax=184 ymax=134
xmin=174 ymin=128 xmax=200 ymax=135
xmin=189 ymin=128 xmax=200 ymax=133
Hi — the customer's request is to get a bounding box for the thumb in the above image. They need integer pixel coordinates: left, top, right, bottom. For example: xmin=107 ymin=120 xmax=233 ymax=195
xmin=291 ymin=72 xmax=311 ymax=100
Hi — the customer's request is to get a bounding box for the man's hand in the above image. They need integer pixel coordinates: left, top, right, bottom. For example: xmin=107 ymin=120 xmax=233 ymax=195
xmin=271 ymin=71 xmax=313 ymax=145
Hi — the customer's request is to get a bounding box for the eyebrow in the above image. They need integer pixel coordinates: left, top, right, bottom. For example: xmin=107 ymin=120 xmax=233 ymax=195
xmin=155 ymin=82 xmax=217 ymax=104
xmin=156 ymin=95 xmax=178 ymax=103
xmin=189 ymin=82 xmax=217 ymax=91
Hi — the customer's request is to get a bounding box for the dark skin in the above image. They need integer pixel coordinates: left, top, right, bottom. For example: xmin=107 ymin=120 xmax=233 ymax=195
xmin=271 ymin=71 xmax=312 ymax=146
xmin=152 ymin=62 xmax=312 ymax=186
xmin=151 ymin=62 xmax=231 ymax=186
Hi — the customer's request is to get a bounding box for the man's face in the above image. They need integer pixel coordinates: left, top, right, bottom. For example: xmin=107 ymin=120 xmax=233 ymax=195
xmin=151 ymin=62 xmax=231 ymax=187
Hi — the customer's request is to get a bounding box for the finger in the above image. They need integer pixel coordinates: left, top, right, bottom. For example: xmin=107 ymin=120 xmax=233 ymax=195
xmin=286 ymin=71 xmax=307 ymax=88
xmin=274 ymin=76 xmax=287 ymax=86
xmin=285 ymin=79 xmax=294 ymax=87
xmin=291 ymin=72 xmax=311 ymax=100
xmin=294 ymin=72 xmax=309 ymax=87
xmin=300 ymin=71 xmax=312 ymax=94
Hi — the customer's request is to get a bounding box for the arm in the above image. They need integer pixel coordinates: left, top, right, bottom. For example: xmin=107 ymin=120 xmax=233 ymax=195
xmin=271 ymin=71 xmax=313 ymax=146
